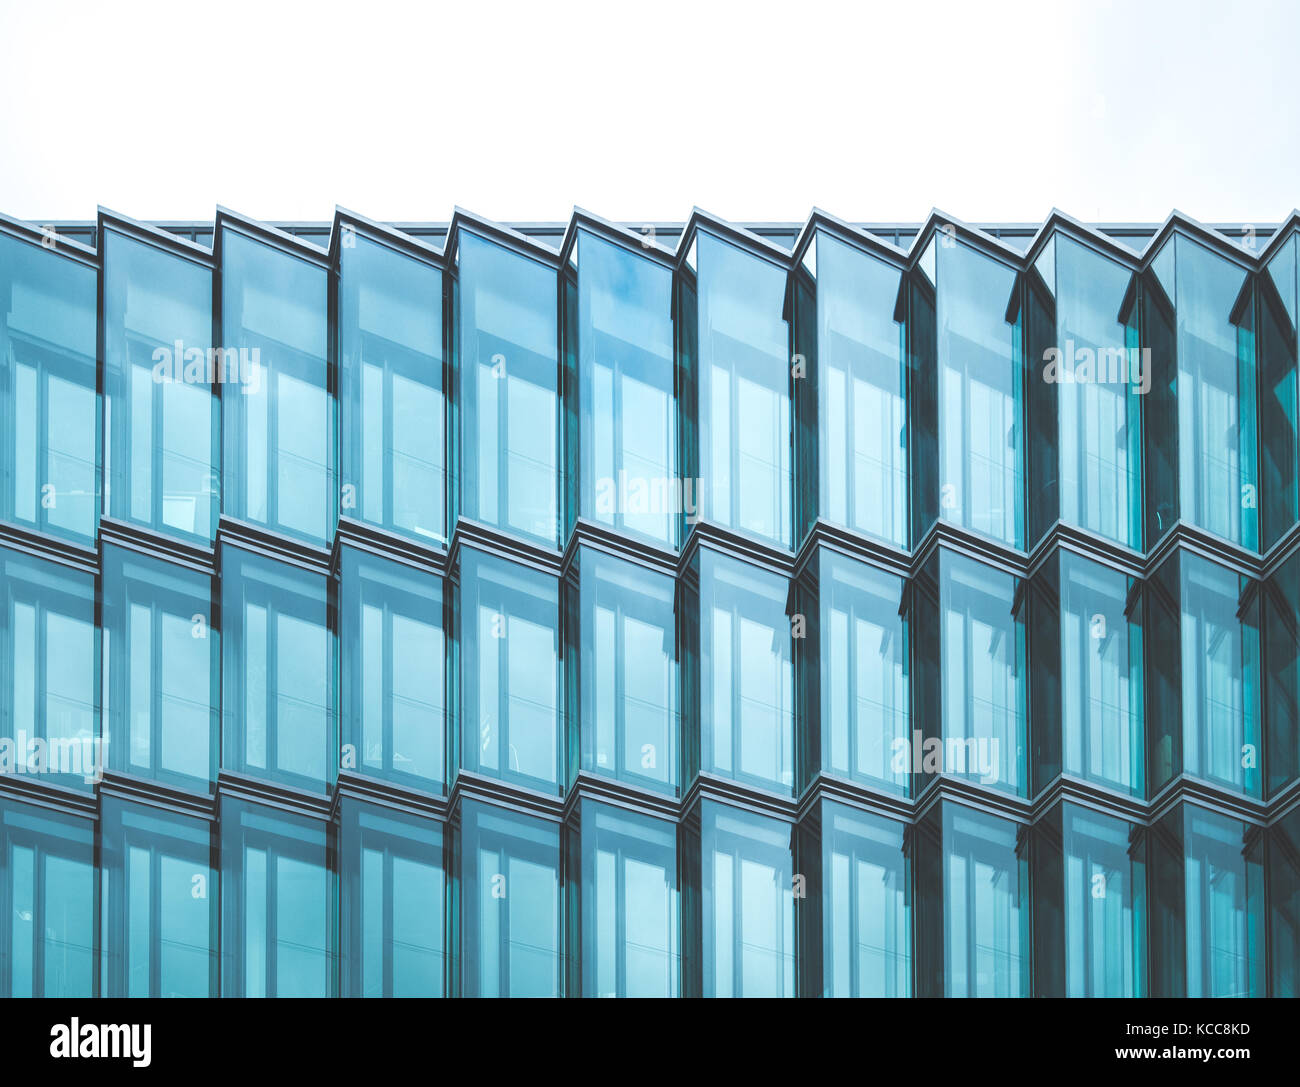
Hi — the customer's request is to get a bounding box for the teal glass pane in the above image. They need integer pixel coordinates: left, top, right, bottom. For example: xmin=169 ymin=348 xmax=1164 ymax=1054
xmin=220 ymin=228 xmax=332 ymax=545
xmin=103 ymin=228 xmax=217 ymax=542
xmin=453 ymin=799 xmax=561 ymax=997
xmin=0 ymin=799 xmax=95 ymax=997
xmin=101 ymin=544 xmax=216 ymax=789
xmin=570 ymin=230 xmax=675 ymax=545
xmin=220 ymin=546 xmax=335 ymax=793
xmin=455 ymin=231 xmax=558 ymax=547
xmin=803 ymin=548 xmax=909 ymax=795
xmin=455 ymin=548 xmax=559 ymax=794
xmin=339 ymin=233 xmax=445 ymax=546
xmin=571 ymin=799 xmax=677 ymax=997
xmin=686 ymin=548 xmax=793 ymax=795
xmin=1270 ymin=807 xmax=1300 ymax=996
xmin=0 ymin=547 xmax=99 ymax=791
xmin=1264 ymin=552 xmax=1300 ymax=797
xmin=99 ymin=797 xmax=214 ymax=997
xmin=0 ymin=232 xmax=98 ymax=543
xmin=1030 ymin=550 xmax=1143 ymax=797
xmin=816 ymin=800 xmax=910 ymax=997
xmin=1259 ymin=235 xmax=1298 ymax=550
xmin=810 ymin=231 xmax=907 ymax=546
xmin=220 ymin=798 xmax=332 ymax=997
xmin=567 ymin=546 xmax=676 ymax=794
xmin=695 ymin=231 xmax=790 ymax=548
xmin=1027 ymin=235 xmax=1141 ymax=549
xmin=339 ymin=546 xmax=444 ymax=792
xmin=935 ymin=240 xmax=1023 ymax=548
xmin=687 ymin=800 xmax=794 ymax=998
xmin=1183 ymin=806 xmax=1264 ymax=997
xmin=339 ymin=799 xmax=443 ymax=997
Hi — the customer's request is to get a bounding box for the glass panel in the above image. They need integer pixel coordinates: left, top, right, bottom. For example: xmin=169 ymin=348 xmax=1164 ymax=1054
xmin=103 ymin=228 xmax=217 ymax=542
xmin=220 ymin=228 xmax=331 ymax=544
xmin=221 ymin=546 xmax=334 ymax=792
xmin=0 ymin=232 xmax=98 ymax=542
xmin=339 ymin=233 xmax=445 ymax=545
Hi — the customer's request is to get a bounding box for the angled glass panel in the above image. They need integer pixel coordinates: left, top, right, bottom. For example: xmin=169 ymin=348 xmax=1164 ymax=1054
xmin=1026 ymin=235 xmax=1142 ymax=549
xmin=0 ymin=232 xmax=98 ymax=543
xmin=565 ymin=546 xmax=676 ymax=794
xmin=99 ymin=797 xmax=215 ymax=997
xmin=684 ymin=548 xmax=793 ymax=795
xmin=0 ymin=547 xmax=99 ymax=791
xmin=220 ymin=546 xmax=335 ymax=793
xmin=220 ymin=798 xmax=332 ymax=997
xmin=566 ymin=230 xmax=675 ymax=545
xmin=1259 ymin=236 xmax=1298 ymax=550
xmin=339 ymin=798 xmax=443 ymax=997
xmin=0 ymin=799 xmax=94 ymax=997
xmin=693 ymin=231 xmax=790 ymax=548
xmin=1270 ymin=806 xmax=1300 ymax=996
xmin=452 ymin=799 xmax=561 ymax=997
xmin=220 ymin=228 xmax=332 ymax=545
xmin=1029 ymin=549 xmax=1143 ymax=797
xmin=569 ymin=799 xmax=677 ymax=997
xmin=1264 ymin=552 xmax=1300 ymax=798
xmin=339 ymin=233 xmax=445 ymax=546
xmin=793 ymin=230 xmax=907 ymax=547
xmin=933 ymin=239 xmax=1023 ymax=548
xmin=103 ymin=228 xmax=217 ymax=542
xmin=455 ymin=548 xmax=559 ymax=794
xmin=685 ymin=800 xmax=794 ymax=998
xmin=339 ymin=546 xmax=444 ymax=793
xmin=454 ymin=230 xmax=559 ymax=547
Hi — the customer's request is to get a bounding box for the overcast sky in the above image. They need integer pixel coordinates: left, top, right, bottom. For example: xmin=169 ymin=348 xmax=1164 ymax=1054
xmin=1 ymin=0 xmax=1297 ymax=227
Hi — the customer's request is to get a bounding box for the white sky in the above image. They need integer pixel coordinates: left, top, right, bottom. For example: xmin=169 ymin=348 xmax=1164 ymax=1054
xmin=1 ymin=0 xmax=1297 ymax=227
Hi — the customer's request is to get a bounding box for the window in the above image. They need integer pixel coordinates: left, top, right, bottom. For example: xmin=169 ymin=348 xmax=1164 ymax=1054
xmin=1260 ymin=235 xmax=1298 ymax=551
xmin=683 ymin=548 xmax=793 ymax=795
xmin=103 ymin=227 xmax=217 ymax=542
xmin=0 ymin=231 xmax=98 ymax=543
xmin=793 ymin=230 xmax=907 ymax=547
xmin=339 ymin=547 xmax=444 ymax=792
xmin=565 ymin=546 xmax=676 ymax=794
xmin=0 ymin=798 xmax=94 ymax=997
xmin=563 ymin=229 xmax=675 ymax=545
xmin=220 ymin=228 xmax=332 ymax=545
xmin=0 ymin=547 xmax=99 ymax=791
xmin=221 ymin=547 xmax=334 ymax=793
xmin=454 ymin=230 xmax=559 ymax=546
xmin=1263 ymin=552 xmax=1300 ymax=797
xmin=452 ymin=800 xmax=561 ymax=997
xmin=455 ymin=548 xmax=559 ymax=793
xmin=684 ymin=800 xmax=794 ymax=997
xmin=1270 ymin=807 xmax=1300 ymax=996
xmin=220 ymin=798 xmax=332 ymax=997
xmin=690 ymin=230 xmax=791 ymax=548
xmin=101 ymin=545 xmax=216 ymax=789
xmin=99 ymin=798 xmax=214 ymax=997
xmin=339 ymin=799 xmax=443 ymax=997
xmin=339 ymin=232 xmax=445 ymax=545
xmin=568 ymin=800 xmax=677 ymax=997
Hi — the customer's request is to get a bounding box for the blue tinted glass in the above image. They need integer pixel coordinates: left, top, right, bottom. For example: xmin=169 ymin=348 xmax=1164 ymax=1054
xmin=454 ymin=799 xmax=561 ymax=997
xmin=0 ymin=547 xmax=99 ymax=792
xmin=572 ymin=800 xmax=677 ymax=997
xmin=220 ymin=798 xmax=332 ymax=997
xmin=0 ymin=798 xmax=95 ymax=996
xmin=103 ymin=228 xmax=217 ymax=542
xmin=221 ymin=546 xmax=335 ymax=792
xmin=0 ymin=232 xmax=98 ymax=542
xmin=339 ymin=799 xmax=443 ymax=997
xmin=339 ymin=546 xmax=444 ymax=791
xmin=456 ymin=231 xmax=558 ymax=546
xmin=220 ymin=228 xmax=332 ymax=544
xmin=339 ymin=234 xmax=445 ymax=545
xmin=695 ymin=232 xmax=790 ymax=547
xmin=572 ymin=230 xmax=675 ymax=545
xmin=456 ymin=549 xmax=559 ymax=793
xmin=568 ymin=546 xmax=676 ymax=794
xmin=101 ymin=544 xmax=216 ymax=789
xmin=99 ymin=797 xmax=214 ymax=997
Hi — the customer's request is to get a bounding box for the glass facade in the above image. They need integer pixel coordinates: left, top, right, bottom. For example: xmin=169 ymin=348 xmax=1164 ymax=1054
xmin=1 ymin=207 xmax=1298 ymax=999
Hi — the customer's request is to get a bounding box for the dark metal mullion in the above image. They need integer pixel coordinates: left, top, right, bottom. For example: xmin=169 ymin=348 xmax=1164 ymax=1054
xmin=614 ymin=843 xmax=628 ymax=996
xmin=266 ymin=596 xmax=279 ymax=778
xmin=382 ymin=846 xmax=395 ymax=997
xmin=382 ymin=356 xmax=395 ymax=531
xmin=266 ymin=846 xmax=278 ymax=996
xmin=267 ymin=366 xmax=281 ymax=531
xmin=149 ymin=842 xmax=163 ymax=997
xmin=33 ymin=847 xmax=46 ymax=996
xmin=151 ymin=370 xmax=166 ymax=529
xmin=381 ymin=596 xmax=394 ymax=775
xmin=150 ymin=597 xmax=164 ymax=774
